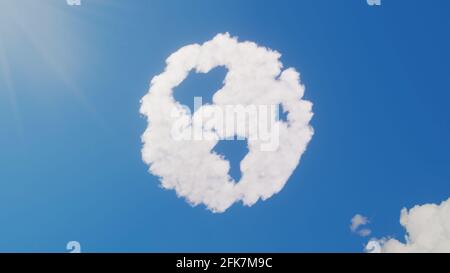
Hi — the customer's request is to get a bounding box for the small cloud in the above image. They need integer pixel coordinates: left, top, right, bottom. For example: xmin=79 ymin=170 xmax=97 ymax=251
xmin=350 ymin=214 xmax=371 ymax=235
xmin=357 ymin=228 xmax=372 ymax=237
xmin=366 ymin=197 xmax=450 ymax=253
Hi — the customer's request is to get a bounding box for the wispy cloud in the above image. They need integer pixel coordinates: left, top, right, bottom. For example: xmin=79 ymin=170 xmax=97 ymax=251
xmin=350 ymin=214 xmax=371 ymax=237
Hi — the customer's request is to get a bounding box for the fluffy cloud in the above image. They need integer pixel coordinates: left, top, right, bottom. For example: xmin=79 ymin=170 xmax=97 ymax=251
xmin=350 ymin=214 xmax=371 ymax=237
xmin=367 ymin=197 xmax=450 ymax=253
xmin=140 ymin=33 xmax=314 ymax=213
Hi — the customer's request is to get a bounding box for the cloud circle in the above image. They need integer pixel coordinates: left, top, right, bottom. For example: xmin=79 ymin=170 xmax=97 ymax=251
xmin=140 ymin=33 xmax=314 ymax=212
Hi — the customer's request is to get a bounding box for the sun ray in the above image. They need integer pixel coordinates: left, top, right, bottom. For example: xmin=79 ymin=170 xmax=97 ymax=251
xmin=0 ymin=0 xmax=109 ymax=132
xmin=0 ymin=36 xmax=24 ymax=141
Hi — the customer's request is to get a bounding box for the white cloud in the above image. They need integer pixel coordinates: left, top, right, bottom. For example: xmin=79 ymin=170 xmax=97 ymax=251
xmin=350 ymin=214 xmax=371 ymax=237
xmin=357 ymin=228 xmax=372 ymax=237
xmin=368 ymin=197 xmax=450 ymax=253
xmin=140 ymin=33 xmax=314 ymax=213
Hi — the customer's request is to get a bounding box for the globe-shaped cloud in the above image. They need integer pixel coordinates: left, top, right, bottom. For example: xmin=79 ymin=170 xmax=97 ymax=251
xmin=140 ymin=33 xmax=314 ymax=212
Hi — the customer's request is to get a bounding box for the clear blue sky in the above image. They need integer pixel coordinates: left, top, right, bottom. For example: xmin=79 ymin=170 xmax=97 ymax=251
xmin=0 ymin=0 xmax=449 ymax=252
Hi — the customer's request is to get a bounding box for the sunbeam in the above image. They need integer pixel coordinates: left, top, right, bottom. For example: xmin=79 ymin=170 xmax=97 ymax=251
xmin=0 ymin=38 xmax=24 ymax=140
xmin=0 ymin=0 xmax=108 ymax=132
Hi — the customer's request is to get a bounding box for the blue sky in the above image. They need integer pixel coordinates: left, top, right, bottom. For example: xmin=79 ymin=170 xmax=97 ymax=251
xmin=0 ymin=0 xmax=449 ymax=252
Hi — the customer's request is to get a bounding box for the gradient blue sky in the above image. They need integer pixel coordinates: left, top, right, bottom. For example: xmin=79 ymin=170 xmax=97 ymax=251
xmin=0 ymin=0 xmax=449 ymax=252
